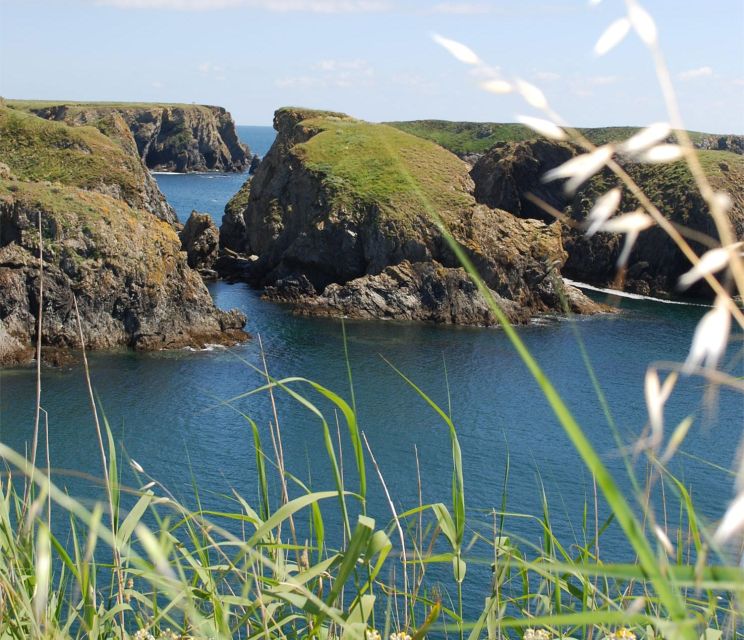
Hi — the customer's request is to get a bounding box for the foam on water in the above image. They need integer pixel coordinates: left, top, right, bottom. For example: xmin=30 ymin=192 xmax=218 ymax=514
xmin=564 ymin=278 xmax=711 ymax=307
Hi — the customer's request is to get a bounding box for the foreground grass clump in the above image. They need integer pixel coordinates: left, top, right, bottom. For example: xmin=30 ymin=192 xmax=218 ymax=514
xmin=1 ymin=361 xmax=741 ymax=639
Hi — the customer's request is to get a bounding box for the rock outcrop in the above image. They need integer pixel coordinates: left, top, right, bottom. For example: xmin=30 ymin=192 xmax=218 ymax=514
xmin=470 ymin=139 xmax=744 ymax=296
xmin=220 ymin=107 xmax=604 ymax=325
xmin=0 ymin=107 xmax=247 ymax=366
xmin=7 ymin=101 xmax=250 ymax=173
xmin=180 ymin=211 xmax=220 ymax=278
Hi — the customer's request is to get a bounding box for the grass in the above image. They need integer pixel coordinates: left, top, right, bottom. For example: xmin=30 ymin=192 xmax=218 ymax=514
xmin=1 ymin=348 xmax=741 ymax=640
xmin=387 ymin=120 xmax=741 ymax=156
xmin=289 ymin=114 xmax=474 ymax=231
xmin=0 ymin=106 xmax=151 ymax=206
xmin=4 ymin=99 xmax=220 ymax=112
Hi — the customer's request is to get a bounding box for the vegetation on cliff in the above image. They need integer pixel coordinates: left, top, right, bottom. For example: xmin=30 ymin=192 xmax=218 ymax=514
xmin=469 ymin=136 xmax=744 ymax=295
xmin=5 ymin=99 xmax=250 ymax=173
xmin=0 ymin=105 xmax=176 ymax=223
xmin=0 ymin=107 xmax=246 ymax=365
xmin=389 ymin=119 xmax=744 ymax=157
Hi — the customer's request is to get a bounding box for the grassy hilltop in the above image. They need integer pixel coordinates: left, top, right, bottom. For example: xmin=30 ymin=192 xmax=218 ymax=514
xmin=388 ymin=119 xmax=742 ymax=156
xmin=0 ymin=105 xmax=153 ymax=202
xmin=3 ymin=98 xmax=250 ymax=172
xmin=290 ymin=111 xmax=474 ymax=230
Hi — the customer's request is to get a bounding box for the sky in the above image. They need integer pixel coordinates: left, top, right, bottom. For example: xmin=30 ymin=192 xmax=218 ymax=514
xmin=1 ymin=0 xmax=743 ymax=132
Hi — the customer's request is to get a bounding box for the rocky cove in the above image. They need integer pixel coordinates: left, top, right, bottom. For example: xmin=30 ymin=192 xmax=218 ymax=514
xmin=2 ymin=101 xmax=743 ymax=366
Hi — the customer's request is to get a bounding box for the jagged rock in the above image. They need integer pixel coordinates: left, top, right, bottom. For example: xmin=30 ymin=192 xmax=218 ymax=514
xmin=180 ymin=211 xmax=219 ymax=278
xmin=271 ymin=260 xmax=607 ymax=325
xmin=0 ymin=185 xmax=247 ymax=362
xmin=0 ymin=106 xmax=248 ymax=365
xmin=248 ymin=154 xmax=261 ymax=174
xmin=470 ymin=139 xmax=744 ymax=296
xmin=221 ymin=107 xmax=603 ymax=324
xmin=9 ymin=101 xmax=250 ymax=173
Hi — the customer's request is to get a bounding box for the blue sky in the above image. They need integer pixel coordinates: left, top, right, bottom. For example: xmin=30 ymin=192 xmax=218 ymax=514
xmin=1 ymin=0 xmax=742 ymax=132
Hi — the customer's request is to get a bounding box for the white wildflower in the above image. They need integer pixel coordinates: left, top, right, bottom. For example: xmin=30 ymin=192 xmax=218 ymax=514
xmin=638 ymin=144 xmax=683 ymax=163
xmin=389 ymin=633 xmax=412 ymax=640
xmin=644 ymin=368 xmax=664 ymax=448
xmin=366 ymin=630 xmax=382 ymax=640
xmin=432 ymin=33 xmax=481 ymax=65
xmin=682 ymin=295 xmax=730 ymax=374
xmin=516 ymin=79 xmax=548 ymax=110
xmin=606 ymin=629 xmax=637 ymax=640
xmin=516 ymin=115 xmax=566 ymax=141
xmin=628 ymin=0 xmax=657 ymax=46
xmin=592 ymin=210 xmax=653 ymax=268
xmin=586 ymin=187 xmax=622 ymax=237
xmin=480 ymin=79 xmax=513 ymax=94
xmin=712 ymin=191 xmax=733 ymax=213
xmin=678 ymin=243 xmax=743 ymax=290
xmin=714 ymin=492 xmax=744 ymax=544
xmin=594 ymin=17 xmax=631 ymax=56
xmin=653 ymin=525 xmax=675 ymax=556
xmin=524 ymin=629 xmax=552 ymax=640
xmin=542 ymin=145 xmax=614 ymax=194
xmin=620 ymin=122 xmax=671 ymax=154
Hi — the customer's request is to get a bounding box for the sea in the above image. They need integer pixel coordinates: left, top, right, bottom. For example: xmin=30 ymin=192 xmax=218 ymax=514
xmin=1 ymin=125 xmax=742 ymax=618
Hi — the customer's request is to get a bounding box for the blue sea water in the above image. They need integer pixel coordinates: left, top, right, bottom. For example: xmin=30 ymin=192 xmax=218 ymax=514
xmin=0 ymin=124 xmax=742 ymax=619
xmin=153 ymin=125 xmax=276 ymax=222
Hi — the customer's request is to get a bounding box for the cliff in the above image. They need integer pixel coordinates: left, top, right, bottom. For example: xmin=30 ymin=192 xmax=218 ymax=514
xmin=0 ymin=107 xmax=247 ymax=366
xmin=6 ymin=100 xmax=250 ymax=173
xmin=220 ymin=107 xmax=604 ymax=326
xmin=389 ymin=120 xmax=744 ymax=160
xmin=0 ymin=106 xmax=177 ymax=225
xmin=470 ymin=139 xmax=744 ymax=296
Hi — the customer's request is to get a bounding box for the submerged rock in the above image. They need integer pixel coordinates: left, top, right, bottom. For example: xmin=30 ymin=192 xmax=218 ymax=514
xmin=221 ymin=107 xmax=603 ymax=324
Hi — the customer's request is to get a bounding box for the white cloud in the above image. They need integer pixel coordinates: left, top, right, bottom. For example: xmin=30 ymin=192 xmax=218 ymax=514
xmin=430 ymin=2 xmax=492 ymax=14
xmin=196 ymin=62 xmax=227 ymax=81
xmin=534 ymin=71 xmax=561 ymax=82
xmin=96 ymin=0 xmax=389 ymax=11
xmin=313 ymin=59 xmax=370 ymax=72
xmin=276 ymin=59 xmax=375 ymax=90
xmin=678 ymin=66 xmax=714 ymax=81
xmin=587 ymin=75 xmax=618 ymax=86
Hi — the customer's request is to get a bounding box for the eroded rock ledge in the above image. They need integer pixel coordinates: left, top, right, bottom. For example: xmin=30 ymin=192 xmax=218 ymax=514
xmin=219 ymin=107 xmax=606 ymax=325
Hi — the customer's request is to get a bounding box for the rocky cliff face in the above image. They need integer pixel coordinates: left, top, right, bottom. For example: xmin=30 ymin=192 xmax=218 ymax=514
xmin=180 ymin=211 xmax=220 ymax=279
xmin=470 ymin=139 xmax=744 ymax=296
xmin=9 ymin=101 xmax=250 ymax=173
xmin=220 ymin=107 xmax=603 ymax=325
xmin=0 ymin=108 xmax=247 ymax=366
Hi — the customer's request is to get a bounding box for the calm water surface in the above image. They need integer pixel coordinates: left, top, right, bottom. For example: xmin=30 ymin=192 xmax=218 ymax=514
xmin=0 ymin=126 xmax=742 ymax=613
